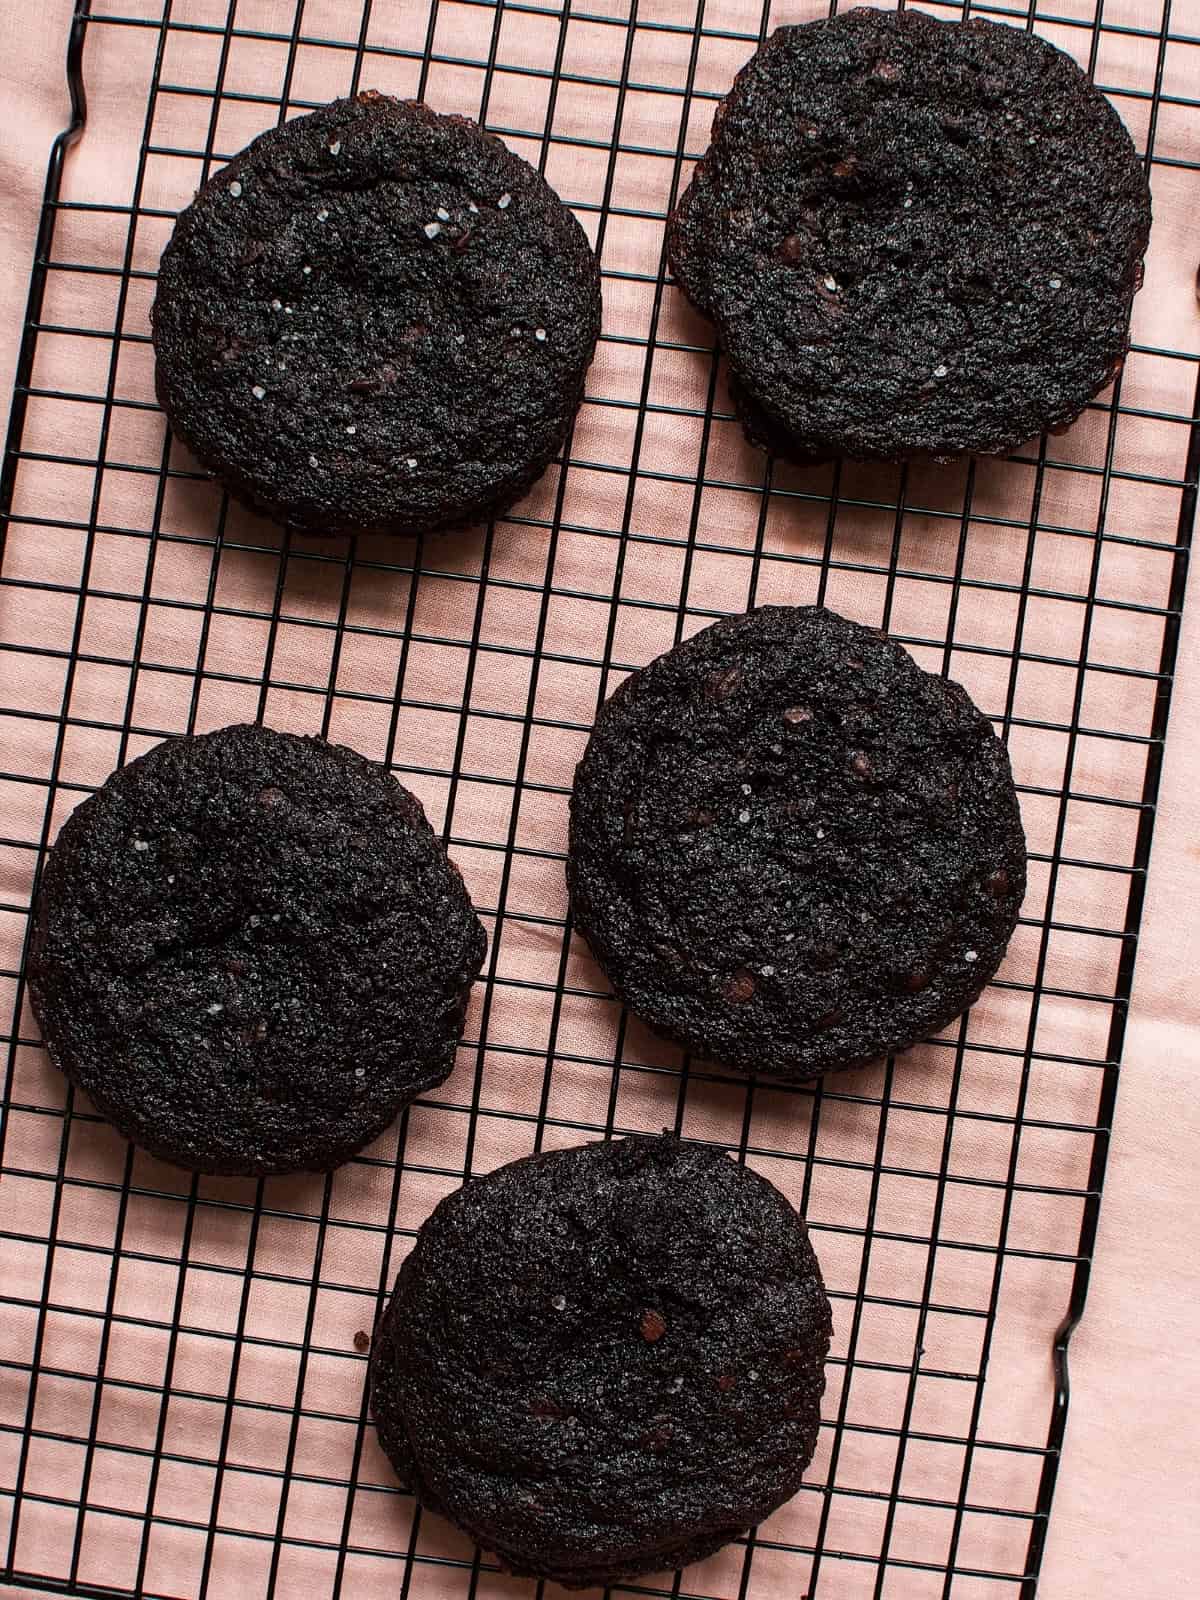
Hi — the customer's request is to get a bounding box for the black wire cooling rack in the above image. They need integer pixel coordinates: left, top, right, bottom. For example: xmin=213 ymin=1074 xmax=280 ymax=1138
xmin=1 ymin=1 xmax=1197 ymax=1597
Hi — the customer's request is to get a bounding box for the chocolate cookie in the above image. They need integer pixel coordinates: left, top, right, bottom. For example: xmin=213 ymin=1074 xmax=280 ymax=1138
xmin=370 ymin=1134 xmax=831 ymax=1586
xmin=28 ymin=724 xmax=486 ymax=1175
xmin=152 ymin=93 xmax=601 ymax=535
xmin=568 ymin=607 xmax=1026 ymax=1080
xmin=668 ymin=9 xmax=1151 ymax=462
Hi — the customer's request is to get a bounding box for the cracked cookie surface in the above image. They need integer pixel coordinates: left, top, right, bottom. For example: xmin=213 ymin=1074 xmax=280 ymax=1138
xmin=152 ymin=94 xmax=600 ymax=533
xmin=29 ymin=723 xmax=486 ymax=1174
xmin=568 ymin=607 xmax=1026 ymax=1080
xmin=370 ymin=1134 xmax=831 ymax=1586
xmin=668 ymin=9 xmax=1150 ymax=461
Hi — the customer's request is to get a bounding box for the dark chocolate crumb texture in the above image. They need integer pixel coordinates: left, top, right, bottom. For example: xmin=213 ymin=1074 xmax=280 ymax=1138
xmin=370 ymin=1134 xmax=832 ymax=1586
xmin=668 ymin=8 xmax=1151 ymax=462
xmin=152 ymin=93 xmax=601 ymax=535
xmin=28 ymin=724 xmax=486 ymax=1175
xmin=568 ymin=607 xmax=1026 ymax=1080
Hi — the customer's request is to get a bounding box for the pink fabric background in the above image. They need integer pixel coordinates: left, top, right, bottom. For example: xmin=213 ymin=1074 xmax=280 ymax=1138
xmin=0 ymin=2 xmax=1197 ymax=1597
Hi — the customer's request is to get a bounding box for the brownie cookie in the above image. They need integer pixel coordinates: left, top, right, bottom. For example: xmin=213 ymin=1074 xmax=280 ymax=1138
xmin=568 ymin=607 xmax=1026 ymax=1080
xmin=668 ymin=9 xmax=1151 ymax=461
xmin=152 ymin=93 xmax=601 ymax=535
xmin=370 ymin=1134 xmax=831 ymax=1586
xmin=28 ymin=724 xmax=486 ymax=1175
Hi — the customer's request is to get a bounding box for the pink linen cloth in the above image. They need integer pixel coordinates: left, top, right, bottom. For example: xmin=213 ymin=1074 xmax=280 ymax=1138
xmin=1 ymin=2 xmax=1197 ymax=1598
